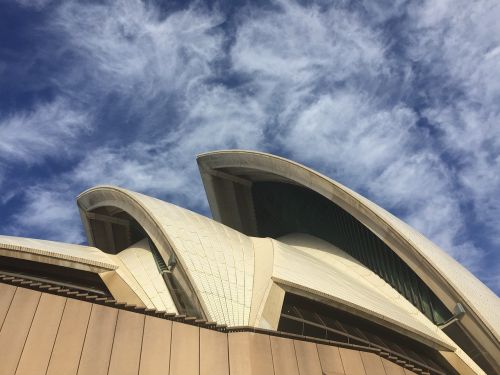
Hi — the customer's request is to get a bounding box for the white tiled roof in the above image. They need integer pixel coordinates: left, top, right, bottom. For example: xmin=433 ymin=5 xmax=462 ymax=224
xmin=197 ymin=150 xmax=500 ymax=342
xmin=117 ymin=238 xmax=177 ymax=313
xmin=274 ymin=233 xmax=455 ymax=351
xmin=0 ymin=235 xmax=117 ymax=272
xmin=127 ymin=191 xmax=255 ymax=326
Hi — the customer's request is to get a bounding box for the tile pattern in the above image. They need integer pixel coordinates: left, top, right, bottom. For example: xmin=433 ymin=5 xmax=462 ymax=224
xmin=198 ymin=151 xmax=499 ymax=345
xmin=273 ymin=235 xmax=455 ymax=351
xmin=117 ymin=239 xmax=177 ymax=313
xmin=130 ymin=192 xmax=255 ymax=326
xmin=348 ymin=186 xmax=500 ymax=340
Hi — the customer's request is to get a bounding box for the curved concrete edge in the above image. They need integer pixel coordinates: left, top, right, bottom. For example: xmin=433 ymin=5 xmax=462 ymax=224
xmin=0 ymin=235 xmax=118 ymax=273
xmin=77 ymin=185 xmax=209 ymax=320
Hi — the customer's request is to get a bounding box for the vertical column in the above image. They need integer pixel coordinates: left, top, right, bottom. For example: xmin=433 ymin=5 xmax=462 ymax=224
xmin=270 ymin=336 xmax=299 ymax=375
xmin=228 ymin=332 xmax=274 ymax=375
xmin=0 ymin=284 xmax=16 ymax=328
xmin=200 ymin=329 xmax=229 ymax=375
xmin=317 ymin=344 xmax=346 ymax=374
xmin=293 ymin=340 xmax=322 ymax=375
xmin=359 ymin=352 xmax=387 ymax=375
xmin=338 ymin=347 xmax=367 ymax=375
xmin=381 ymin=357 xmax=405 ymax=375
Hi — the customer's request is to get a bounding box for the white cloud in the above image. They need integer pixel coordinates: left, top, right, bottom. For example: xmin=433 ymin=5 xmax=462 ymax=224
xmin=358 ymin=0 xmax=408 ymax=24
xmin=2 ymin=0 xmax=497 ymax=291
xmin=371 ymin=153 xmax=485 ymax=266
xmin=0 ymin=98 xmax=89 ymax=241
xmin=0 ymin=98 xmax=89 ymax=165
xmin=15 ymin=0 xmax=52 ymax=10
xmin=71 ymin=85 xmax=265 ymax=206
xmin=180 ymin=86 xmax=266 ymax=151
xmin=280 ymin=92 xmax=417 ymax=182
xmin=232 ymin=1 xmax=387 ymax=81
xmin=53 ymin=0 xmax=224 ymax=109
xmin=409 ymin=0 xmax=500 ymax=247
xmin=7 ymin=186 xmax=85 ymax=244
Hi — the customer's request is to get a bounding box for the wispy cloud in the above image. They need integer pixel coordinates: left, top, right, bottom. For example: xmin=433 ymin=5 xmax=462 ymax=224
xmin=15 ymin=0 xmax=53 ymax=10
xmin=1 ymin=0 xmax=498 ymax=292
xmin=0 ymin=98 xmax=89 ymax=168
xmin=5 ymin=0 xmax=266 ymax=239
xmin=52 ymin=0 xmax=224 ymax=125
xmin=407 ymin=0 xmax=500 ymax=286
xmin=6 ymin=185 xmax=85 ymax=243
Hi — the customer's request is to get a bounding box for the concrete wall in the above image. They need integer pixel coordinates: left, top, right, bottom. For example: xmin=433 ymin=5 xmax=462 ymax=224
xmin=0 ymin=282 xmax=421 ymax=375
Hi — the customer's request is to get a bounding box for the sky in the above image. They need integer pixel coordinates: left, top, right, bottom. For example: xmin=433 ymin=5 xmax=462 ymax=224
xmin=0 ymin=0 xmax=499 ymax=295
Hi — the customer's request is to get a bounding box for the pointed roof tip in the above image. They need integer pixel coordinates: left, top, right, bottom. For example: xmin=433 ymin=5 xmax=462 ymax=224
xmin=76 ymin=184 xmax=128 ymax=200
xmin=196 ymin=149 xmax=287 ymax=160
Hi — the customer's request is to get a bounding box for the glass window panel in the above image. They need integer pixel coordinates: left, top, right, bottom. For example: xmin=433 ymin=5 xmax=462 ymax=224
xmin=296 ymin=306 xmax=323 ymax=325
xmin=281 ymin=304 xmax=301 ymax=318
xmin=325 ymin=329 xmax=349 ymax=343
xmin=303 ymin=323 xmax=327 ymax=339
xmin=278 ymin=316 xmax=303 ymax=336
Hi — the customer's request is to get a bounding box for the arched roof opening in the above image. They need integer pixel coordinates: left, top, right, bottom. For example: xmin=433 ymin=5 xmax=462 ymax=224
xmin=77 ymin=187 xmax=206 ymax=319
xmin=253 ymin=181 xmax=450 ymax=325
xmin=197 ymin=150 xmax=500 ymax=374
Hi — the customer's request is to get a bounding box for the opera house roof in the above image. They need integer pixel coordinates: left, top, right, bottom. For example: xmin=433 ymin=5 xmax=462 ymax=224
xmin=0 ymin=150 xmax=498 ymax=375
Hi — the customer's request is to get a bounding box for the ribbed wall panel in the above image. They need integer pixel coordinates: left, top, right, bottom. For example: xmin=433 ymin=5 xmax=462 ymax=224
xmin=0 ymin=284 xmax=421 ymax=375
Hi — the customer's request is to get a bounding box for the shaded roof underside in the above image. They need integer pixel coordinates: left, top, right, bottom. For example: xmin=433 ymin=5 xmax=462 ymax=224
xmin=255 ymin=181 xmax=450 ymax=325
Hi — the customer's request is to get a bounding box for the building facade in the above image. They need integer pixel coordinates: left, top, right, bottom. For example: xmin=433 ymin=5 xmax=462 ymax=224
xmin=0 ymin=150 xmax=498 ymax=374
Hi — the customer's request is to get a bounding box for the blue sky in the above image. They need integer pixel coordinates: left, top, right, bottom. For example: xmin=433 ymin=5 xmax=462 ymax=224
xmin=0 ymin=0 xmax=499 ymax=295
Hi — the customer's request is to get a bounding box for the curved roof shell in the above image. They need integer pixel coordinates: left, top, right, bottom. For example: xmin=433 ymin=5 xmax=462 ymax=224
xmin=113 ymin=238 xmax=178 ymax=312
xmin=78 ymin=186 xmax=255 ymax=326
xmin=270 ymin=233 xmax=457 ymax=351
xmin=78 ymin=187 xmax=446 ymax=341
xmin=197 ymin=149 xmax=500 ymax=372
xmin=76 ymin=186 xmax=479 ymax=354
xmin=75 ymin=184 xmax=495 ymax=373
